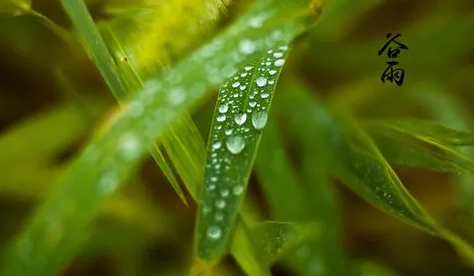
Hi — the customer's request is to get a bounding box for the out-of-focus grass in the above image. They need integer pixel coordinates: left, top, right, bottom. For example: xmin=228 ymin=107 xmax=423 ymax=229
xmin=0 ymin=0 xmax=474 ymax=276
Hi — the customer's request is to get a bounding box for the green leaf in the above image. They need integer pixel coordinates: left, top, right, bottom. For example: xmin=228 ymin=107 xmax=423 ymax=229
xmin=194 ymin=44 xmax=290 ymax=264
xmin=279 ymin=79 xmax=474 ymax=265
xmin=275 ymin=79 xmax=349 ymax=276
xmin=61 ymin=0 xmax=128 ymax=99
xmin=364 ymin=118 xmax=474 ymax=146
xmin=71 ymin=17 xmax=189 ymax=204
xmin=249 ymin=221 xmax=320 ymax=266
xmin=0 ymin=0 xmax=31 ymax=16
xmin=364 ymin=124 xmax=474 ymax=175
xmin=0 ymin=0 xmax=317 ymax=275
xmin=160 ymin=114 xmax=207 ymax=199
xmin=411 ymin=84 xmax=474 ymax=236
xmin=358 ymin=261 xmax=397 ymax=276
xmin=229 ymin=219 xmax=270 ymax=276
xmin=255 ymin=116 xmax=306 ymax=222
xmin=230 ymin=220 xmax=319 ymax=276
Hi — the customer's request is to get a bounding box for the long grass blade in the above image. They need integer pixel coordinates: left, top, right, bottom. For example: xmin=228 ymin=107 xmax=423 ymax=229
xmin=194 ymin=44 xmax=290 ymax=265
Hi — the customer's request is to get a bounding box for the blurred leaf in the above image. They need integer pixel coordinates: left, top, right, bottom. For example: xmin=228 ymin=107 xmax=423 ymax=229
xmin=358 ymin=261 xmax=397 ymax=276
xmin=364 ymin=118 xmax=474 ymax=146
xmin=230 ymin=220 xmax=272 ymax=276
xmin=103 ymin=0 xmax=231 ymax=73
xmin=256 ymin=113 xmax=348 ymax=276
xmin=276 ymin=79 xmax=350 ymax=276
xmin=195 ymin=44 xmax=290 ymax=264
xmin=255 ymin=116 xmax=306 ymax=221
xmin=0 ymin=0 xmax=317 ymax=274
xmin=412 ymin=84 xmax=474 ymax=237
xmin=279 ymin=79 xmax=474 ymax=265
xmin=0 ymin=101 xmax=102 ymax=198
xmin=249 ymin=221 xmax=320 ymax=266
xmin=230 ymin=220 xmax=319 ymax=276
xmin=0 ymin=0 xmax=31 ymax=16
xmin=365 ymin=125 xmax=474 ymax=175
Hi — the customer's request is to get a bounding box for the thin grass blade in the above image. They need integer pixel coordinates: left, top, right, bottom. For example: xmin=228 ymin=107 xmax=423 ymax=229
xmin=194 ymin=44 xmax=291 ymax=265
xmin=365 ymin=126 xmax=474 ymax=175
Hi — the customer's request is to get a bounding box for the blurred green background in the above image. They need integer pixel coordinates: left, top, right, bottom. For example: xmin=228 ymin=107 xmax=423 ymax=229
xmin=1 ymin=0 xmax=474 ymax=275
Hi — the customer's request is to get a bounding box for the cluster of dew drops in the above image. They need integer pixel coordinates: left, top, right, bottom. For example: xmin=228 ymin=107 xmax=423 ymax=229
xmin=204 ymin=44 xmax=289 ymax=242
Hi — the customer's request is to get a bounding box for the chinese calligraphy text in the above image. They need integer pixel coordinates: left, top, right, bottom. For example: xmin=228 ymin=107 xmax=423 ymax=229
xmin=378 ymin=33 xmax=408 ymax=86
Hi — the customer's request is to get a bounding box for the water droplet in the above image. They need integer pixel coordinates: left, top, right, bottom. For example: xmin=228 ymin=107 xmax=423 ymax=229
xmin=241 ymin=73 xmax=248 ymax=77
xmin=234 ymin=113 xmax=247 ymax=125
xmin=249 ymin=101 xmax=257 ymax=107
xmin=252 ymin=111 xmax=268 ymax=130
xmin=215 ymin=212 xmax=224 ymax=221
xmin=269 ymin=70 xmax=277 ymax=75
xmin=248 ymin=16 xmax=263 ymax=28
xmin=233 ymin=185 xmax=244 ymax=195
xmin=119 ymin=133 xmax=142 ymax=160
xmin=274 ymin=59 xmax=285 ymax=67
xmin=207 ymin=226 xmax=222 ymax=240
xmin=98 ymin=173 xmax=120 ymax=195
xmin=232 ymin=81 xmax=240 ymax=88
xmin=226 ymin=136 xmax=245 ymax=154
xmin=225 ymin=129 xmax=233 ymax=135
xmin=219 ymin=104 xmax=229 ymax=113
xmin=129 ymin=101 xmax=144 ymax=118
xmin=168 ymin=87 xmax=186 ymax=105
xmin=268 ymin=80 xmax=275 ymax=85
xmin=220 ymin=189 xmax=230 ymax=197
xmin=217 ymin=114 xmax=226 ymax=122
xmin=256 ymin=77 xmax=267 ymax=87
xmin=273 ymin=52 xmax=283 ymax=58
xmin=208 ymin=184 xmax=216 ymax=191
xmin=212 ymin=141 xmax=222 ymax=149
xmin=239 ymin=39 xmax=256 ymax=54
xmin=216 ymin=199 xmax=226 ymax=209
xmin=239 ymin=85 xmax=247 ymax=91
xmin=261 ymin=92 xmax=270 ymax=99
xmin=244 ymin=66 xmax=253 ymax=71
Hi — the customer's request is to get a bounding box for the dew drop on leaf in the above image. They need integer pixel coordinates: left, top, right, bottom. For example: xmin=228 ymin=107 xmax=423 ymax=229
xmin=207 ymin=226 xmax=222 ymax=240
xmin=234 ymin=113 xmax=247 ymax=125
xmin=273 ymin=52 xmax=283 ymax=58
xmin=218 ymin=104 xmax=229 ymax=113
xmin=226 ymin=136 xmax=245 ymax=154
xmin=212 ymin=141 xmax=222 ymax=149
xmin=233 ymin=185 xmax=244 ymax=195
xmin=216 ymin=199 xmax=226 ymax=209
xmin=274 ymin=59 xmax=285 ymax=67
xmin=239 ymin=39 xmax=256 ymax=54
xmin=217 ymin=114 xmax=226 ymax=122
xmin=256 ymin=77 xmax=268 ymax=87
xmin=251 ymin=111 xmax=268 ymax=130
